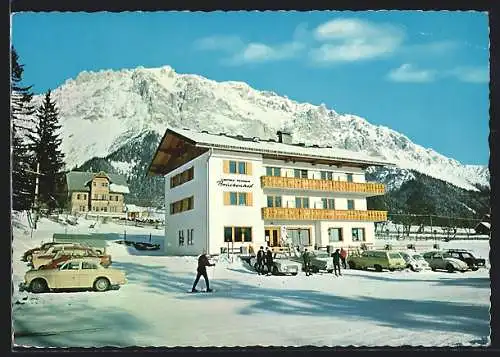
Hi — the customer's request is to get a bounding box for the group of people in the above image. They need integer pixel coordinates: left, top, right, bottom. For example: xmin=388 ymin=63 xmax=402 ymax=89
xmin=256 ymin=246 xmax=274 ymax=275
xmin=302 ymin=247 xmax=348 ymax=277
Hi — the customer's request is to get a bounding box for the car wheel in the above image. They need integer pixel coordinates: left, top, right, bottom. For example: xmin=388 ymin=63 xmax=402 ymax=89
xmin=389 ymin=268 xmax=395 ymax=272
xmin=472 ymin=266 xmax=479 ymax=271
xmin=327 ymin=269 xmax=333 ymax=273
xmin=374 ymin=264 xmax=383 ymax=272
xmin=348 ymin=261 xmax=356 ymax=269
xmin=94 ymin=277 xmax=110 ymax=292
xmin=446 ymin=264 xmax=455 ymax=273
xmin=30 ymin=279 xmax=48 ymax=294
xmin=272 ymin=266 xmax=279 ymax=275
xmin=26 ymin=254 xmax=33 ymax=262
xmin=291 ymin=272 xmax=298 ymax=276
xmin=253 ymin=263 xmax=259 ymax=271
xmin=431 ymin=267 xmax=436 ymax=271
xmin=312 ymin=266 xmax=319 ymax=273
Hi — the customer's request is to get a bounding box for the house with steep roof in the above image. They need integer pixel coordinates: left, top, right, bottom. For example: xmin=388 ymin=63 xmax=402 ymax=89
xmin=148 ymin=127 xmax=394 ymax=256
xmin=65 ymin=171 xmax=130 ymax=217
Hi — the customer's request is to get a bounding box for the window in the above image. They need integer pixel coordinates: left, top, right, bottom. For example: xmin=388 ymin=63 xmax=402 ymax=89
xmin=84 ymin=194 xmax=87 ymax=200
xmin=93 ymin=182 xmax=96 ymax=187
xmin=328 ymin=228 xmax=343 ymax=242
xmin=321 ymin=171 xmax=333 ymax=180
xmin=322 ymin=198 xmax=335 ymax=209
xmin=93 ymin=194 xmax=97 ymax=200
xmin=101 ymin=182 xmax=108 ymax=187
xmin=103 ymin=207 xmax=107 ymax=212
xmin=238 ymin=192 xmax=247 ymax=206
xmin=352 ymin=228 xmax=365 ymax=242
xmin=187 ymin=229 xmax=194 ymax=245
xmin=267 ymin=196 xmax=282 ymax=208
xmin=170 ymin=196 xmax=194 ymax=215
xmin=266 ymin=167 xmax=281 ymax=177
xmin=224 ymin=192 xmax=252 ymax=206
xmin=346 ymin=173 xmax=353 ymax=183
xmin=170 ymin=167 xmax=194 ymax=188
xmin=287 ymin=228 xmax=311 ymax=246
xmin=347 ymin=200 xmax=355 ymax=210
xmin=77 ymin=194 xmax=81 ymax=200
xmin=229 ymin=161 xmax=237 ymax=173
xmin=389 ymin=253 xmax=402 ymax=259
xmin=82 ymin=262 xmax=98 ymax=269
xmin=224 ymin=226 xmax=252 ymax=243
xmin=80 ymin=206 xmax=85 ymax=211
xmin=294 ymin=169 xmax=308 ymax=178
xmin=238 ymin=162 xmax=247 ymax=175
xmin=178 ymin=230 xmax=185 ymax=246
xmin=61 ymin=261 xmax=80 ymax=270
xmin=295 ymin=197 xmax=309 ymax=208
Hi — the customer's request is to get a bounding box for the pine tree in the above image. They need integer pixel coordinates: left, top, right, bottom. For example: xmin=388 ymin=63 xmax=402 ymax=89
xmin=11 ymin=46 xmax=37 ymax=211
xmin=27 ymin=90 xmax=65 ymax=212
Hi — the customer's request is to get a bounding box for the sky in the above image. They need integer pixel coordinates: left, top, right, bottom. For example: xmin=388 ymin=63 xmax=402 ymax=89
xmin=12 ymin=11 xmax=489 ymax=165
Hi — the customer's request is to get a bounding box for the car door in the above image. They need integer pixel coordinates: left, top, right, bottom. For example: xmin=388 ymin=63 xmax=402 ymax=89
xmin=431 ymin=253 xmax=445 ymax=269
xmin=55 ymin=261 xmax=81 ymax=288
xmin=80 ymin=261 xmax=99 ymax=288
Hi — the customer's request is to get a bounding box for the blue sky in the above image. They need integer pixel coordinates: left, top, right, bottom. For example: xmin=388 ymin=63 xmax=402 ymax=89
xmin=12 ymin=11 xmax=489 ymax=165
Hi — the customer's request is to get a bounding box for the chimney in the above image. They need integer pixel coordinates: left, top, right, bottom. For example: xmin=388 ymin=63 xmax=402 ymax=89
xmin=276 ymin=131 xmax=292 ymax=144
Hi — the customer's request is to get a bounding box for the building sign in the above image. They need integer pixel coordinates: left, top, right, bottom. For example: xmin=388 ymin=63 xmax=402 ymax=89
xmin=216 ymin=178 xmax=254 ymax=188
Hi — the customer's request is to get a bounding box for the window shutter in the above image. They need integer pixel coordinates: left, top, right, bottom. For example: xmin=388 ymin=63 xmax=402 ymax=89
xmin=223 ymin=192 xmax=230 ymax=205
xmin=223 ymin=160 xmax=229 ymax=174
xmin=246 ymin=162 xmax=253 ymax=175
xmin=247 ymin=192 xmax=253 ymax=206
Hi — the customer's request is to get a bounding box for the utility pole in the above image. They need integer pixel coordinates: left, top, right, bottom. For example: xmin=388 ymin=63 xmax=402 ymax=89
xmin=32 ymin=162 xmax=40 ymax=230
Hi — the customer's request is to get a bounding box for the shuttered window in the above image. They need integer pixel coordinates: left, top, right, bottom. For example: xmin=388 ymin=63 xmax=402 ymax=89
xmin=224 ymin=192 xmax=253 ymax=206
xmin=223 ymin=160 xmax=252 ymax=175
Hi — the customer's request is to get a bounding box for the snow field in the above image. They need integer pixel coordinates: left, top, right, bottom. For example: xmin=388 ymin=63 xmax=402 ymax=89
xmin=12 ymin=213 xmax=491 ymax=347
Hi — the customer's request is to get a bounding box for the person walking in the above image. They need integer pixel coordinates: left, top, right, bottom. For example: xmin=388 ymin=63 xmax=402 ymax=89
xmin=303 ymin=248 xmax=312 ymax=276
xmin=191 ymin=252 xmax=215 ymax=292
xmin=256 ymin=246 xmax=266 ymax=275
xmin=332 ymin=248 xmax=342 ymax=276
xmin=340 ymin=247 xmax=348 ymax=269
xmin=265 ymin=247 xmax=274 ymax=276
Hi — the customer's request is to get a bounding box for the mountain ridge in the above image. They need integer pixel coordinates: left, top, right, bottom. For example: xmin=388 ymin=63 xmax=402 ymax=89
xmin=32 ymin=65 xmax=488 ymax=192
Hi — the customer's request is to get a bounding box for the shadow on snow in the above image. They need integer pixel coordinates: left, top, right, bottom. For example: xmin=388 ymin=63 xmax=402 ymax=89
xmin=112 ymin=261 xmax=490 ymax=340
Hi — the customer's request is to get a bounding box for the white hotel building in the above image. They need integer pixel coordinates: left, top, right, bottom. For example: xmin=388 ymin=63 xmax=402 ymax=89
xmin=148 ymin=128 xmax=393 ymax=256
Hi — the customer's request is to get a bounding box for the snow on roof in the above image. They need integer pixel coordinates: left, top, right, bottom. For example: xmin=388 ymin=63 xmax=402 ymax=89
xmin=174 ymin=128 xmax=394 ymax=167
xmin=125 ymin=204 xmax=149 ymax=212
xmin=110 ymin=183 xmax=130 ymax=194
xmin=478 ymin=222 xmax=491 ymax=229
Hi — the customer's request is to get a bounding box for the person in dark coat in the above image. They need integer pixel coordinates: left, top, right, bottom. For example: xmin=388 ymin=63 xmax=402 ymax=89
xmin=331 ymin=249 xmax=342 ymax=276
xmin=256 ymin=246 xmax=266 ymax=275
xmin=303 ymin=248 xmax=312 ymax=276
xmin=192 ymin=252 xmax=215 ymax=292
xmin=340 ymin=247 xmax=348 ymax=269
xmin=265 ymin=247 xmax=274 ymax=276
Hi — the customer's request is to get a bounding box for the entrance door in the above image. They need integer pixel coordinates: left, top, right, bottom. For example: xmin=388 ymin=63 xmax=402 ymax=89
xmin=265 ymin=227 xmax=280 ymax=247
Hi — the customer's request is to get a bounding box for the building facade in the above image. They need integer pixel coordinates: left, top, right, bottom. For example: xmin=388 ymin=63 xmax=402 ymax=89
xmin=148 ymin=128 xmax=393 ymax=256
xmin=65 ymin=171 xmax=130 ymax=217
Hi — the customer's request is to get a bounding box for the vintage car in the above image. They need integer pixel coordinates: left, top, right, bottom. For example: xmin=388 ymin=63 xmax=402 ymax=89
xmin=347 ymin=250 xmax=406 ymax=272
xmin=21 ymin=258 xmax=127 ymax=293
xmin=31 ymin=246 xmax=111 ymax=269
xmin=445 ymin=249 xmax=486 ymax=270
xmin=290 ymin=250 xmax=334 ymax=273
xmin=38 ymin=253 xmax=103 ymax=270
xmin=399 ymin=251 xmax=430 ymax=272
xmin=22 ymin=242 xmax=85 ymax=262
xmin=250 ymin=252 xmax=301 ymax=275
xmin=422 ymin=251 xmax=469 ymax=272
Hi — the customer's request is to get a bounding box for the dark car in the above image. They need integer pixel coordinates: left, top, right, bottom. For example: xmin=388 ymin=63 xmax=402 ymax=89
xmin=445 ymin=249 xmax=486 ymax=271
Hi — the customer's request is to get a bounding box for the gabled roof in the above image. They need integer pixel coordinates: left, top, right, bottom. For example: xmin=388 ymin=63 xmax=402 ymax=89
xmin=148 ymin=127 xmax=395 ymax=176
xmin=66 ymin=171 xmax=130 ymax=193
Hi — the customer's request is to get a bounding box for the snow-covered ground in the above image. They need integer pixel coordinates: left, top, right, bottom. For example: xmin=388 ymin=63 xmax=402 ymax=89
xmin=12 ymin=212 xmax=491 ymax=347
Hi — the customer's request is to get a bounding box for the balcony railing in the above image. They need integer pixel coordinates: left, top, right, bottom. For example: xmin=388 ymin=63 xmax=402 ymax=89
xmin=262 ymin=207 xmax=388 ymax=222
xmin=260 ymin=176 xmax=385 ymax=195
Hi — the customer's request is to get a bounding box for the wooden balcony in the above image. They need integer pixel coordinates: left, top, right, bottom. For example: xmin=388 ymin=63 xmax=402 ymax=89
xmin=262 ymin=207 xmax=388 ymax=222
xmin=260 ymin=176 xmax=385 ymax=196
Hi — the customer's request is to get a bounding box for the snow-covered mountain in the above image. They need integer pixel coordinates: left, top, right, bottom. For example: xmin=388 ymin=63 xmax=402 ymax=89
xmin=37 ymin=65 xmax=488 ymax=192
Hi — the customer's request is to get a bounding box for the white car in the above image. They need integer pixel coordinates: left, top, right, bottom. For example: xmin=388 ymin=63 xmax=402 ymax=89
xmin=250 ymin=252 xmax=301 ymax=275
xmin=399 ymin=251 xmax=430 ymax=272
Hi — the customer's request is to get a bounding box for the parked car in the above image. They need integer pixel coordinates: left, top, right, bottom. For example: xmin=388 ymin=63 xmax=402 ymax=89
xmin=22 ymin=242 xmax=84 ymax=262
xmin=31 ymin=246 xmax=111 ymax=269
xmin=250 ymin=253 xmax=301 ymax=275
xmin=445 ymin=249 xmax=486 ymax=270
xmin=410 ymin=253 xmax=431 ymax=271
xmin=21 ymin=258 xmax=127 ymax=293
xmin=289 ymin=250 xmax=334 ymax=273
xmin=347 ymin=250 xmax=406 ymax=272
xmin=398 ymin=251 xmax=430 ymax=272
xmin=38 ymin=253 xmax=103 ymax=270
xmin=422 ymin=251 xmax=469 ymax=273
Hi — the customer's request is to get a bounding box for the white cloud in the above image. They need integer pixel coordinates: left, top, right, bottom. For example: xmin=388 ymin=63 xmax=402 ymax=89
xmin=310 ymin=18 xmax=405 ymax=63
xmin=193 ymin=35 xmax=244 ymax=52
xmin=224 ymin=41 xmax=305 ymax=65
xmin=387 ymin=64 xmax=436 ymax=83
xmin=448 ymin=66 xmax=489 ymax=83
xmin=403 ymin=40 xmax=462 ymax=56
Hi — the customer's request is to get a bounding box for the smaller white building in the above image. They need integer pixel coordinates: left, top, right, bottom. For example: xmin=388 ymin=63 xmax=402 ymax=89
xmin=148 ymin=128 xmax=393 ymax=256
